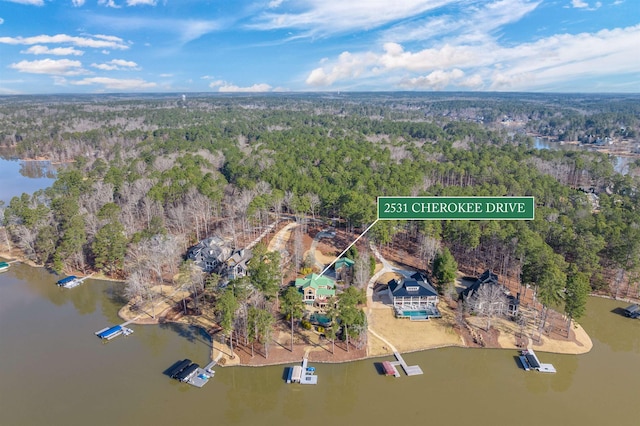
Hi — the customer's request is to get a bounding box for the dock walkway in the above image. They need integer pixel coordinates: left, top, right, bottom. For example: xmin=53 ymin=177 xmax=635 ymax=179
xmin=389 ymin=352 xmax=423 ymax=376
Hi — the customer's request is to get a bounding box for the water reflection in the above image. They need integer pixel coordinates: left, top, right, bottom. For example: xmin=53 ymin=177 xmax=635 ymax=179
xmin=19 ymin=160 xmax=57 ymax=179
xmin=0 ymin=157 xmax=56 ymax=203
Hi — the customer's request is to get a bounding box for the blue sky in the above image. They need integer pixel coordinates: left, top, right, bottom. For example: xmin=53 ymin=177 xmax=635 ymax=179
xmin=0 ymin=0 xmax=638 ymax=94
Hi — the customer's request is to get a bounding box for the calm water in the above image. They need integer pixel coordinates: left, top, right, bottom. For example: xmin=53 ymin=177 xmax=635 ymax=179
xmin=534 ymin=137 xmax=632 ymax=175
xmin=0 ymin=156 xmax=56 ymax=204
xmin=1 ymin=262 xmax=639 ymax=426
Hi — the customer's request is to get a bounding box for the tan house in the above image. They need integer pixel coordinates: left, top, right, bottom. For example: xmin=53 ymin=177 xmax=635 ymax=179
xmin=295 ymin=273 xmax=336 ymax=307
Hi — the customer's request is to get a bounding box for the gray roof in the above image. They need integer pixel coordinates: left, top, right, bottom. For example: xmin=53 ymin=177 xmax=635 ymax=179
xmin=461 ymin=269 xmax=499 ymax=299
xmin=388 ymin=272 xmax=438 ymax=298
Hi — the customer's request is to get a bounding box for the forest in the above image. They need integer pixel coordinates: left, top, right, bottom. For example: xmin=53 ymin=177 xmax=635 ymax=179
xmin=1 ymin=92 xmax=639 ymax=352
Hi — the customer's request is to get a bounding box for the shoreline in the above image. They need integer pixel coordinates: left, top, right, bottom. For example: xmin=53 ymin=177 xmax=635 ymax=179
xmin=1 ymin=247 xmax=595 ymax=366
xmin=116 ymin=288 xmax=593 ymax=369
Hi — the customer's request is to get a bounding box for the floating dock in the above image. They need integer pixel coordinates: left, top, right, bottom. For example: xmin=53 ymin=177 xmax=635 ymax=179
xmin=519 ymin=349 xmax=556 ymax=373
xmin=382 ymin=361 xmax=401 ymax=377
xmin=167 ymin=359 xmax=211 ymax=388
xmin=385 ymin=352 xmax=423 ymax=377
xmin=286 ymin=357 xmax=318 ymax=385
xmin=95 ymin=325 xmax=134 ymax=340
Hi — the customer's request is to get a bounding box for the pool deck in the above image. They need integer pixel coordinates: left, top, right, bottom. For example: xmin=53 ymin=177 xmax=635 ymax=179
xmin=394 ymin=306 xmax=442 ymax=320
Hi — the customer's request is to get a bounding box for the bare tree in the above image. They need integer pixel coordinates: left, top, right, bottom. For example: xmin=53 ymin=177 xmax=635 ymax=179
xmin=353 ymin=248 xmax=371 ymax=289
xmin=418 ymin=233 xmax=440 ymax=271
xmin=0 ymin=206 xmax=12 ymax=252
xmin=292 ymin=226 xmax=304 ymax=271
xmin=12 ymin=225 xmax=37 ymax=260
xmin=465 ymin=283 xmax=509 ymax=331
xmin=307 ymin=193 xmax=320 ymax=221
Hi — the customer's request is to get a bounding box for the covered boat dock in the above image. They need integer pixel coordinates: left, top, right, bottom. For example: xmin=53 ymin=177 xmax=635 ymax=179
xmin=167 ymin=359 xmax=211 ymax=388
xmin=519 ymin=349 xmax=556 ymax=373
xmin=623 ymin=304 xmax=640 ymax=319
xmin=285 ymin=357 xmax=318 ymax=385
xmin=95 ymin=325 xmax=134 ymax=340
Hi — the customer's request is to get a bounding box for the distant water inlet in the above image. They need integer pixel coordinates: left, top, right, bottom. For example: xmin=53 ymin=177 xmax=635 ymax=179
xmin=533 ymin=136 xmax=632 ymax=175
xmin=0 ymin=156 xmax=56 ymax=203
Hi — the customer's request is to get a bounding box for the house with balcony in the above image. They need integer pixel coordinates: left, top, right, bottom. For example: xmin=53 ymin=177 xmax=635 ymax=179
xmin=295 ymin=273 xmax=336 ymax=308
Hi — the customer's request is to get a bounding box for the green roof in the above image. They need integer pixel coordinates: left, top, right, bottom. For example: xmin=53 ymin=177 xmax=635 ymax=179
xmin=295 ymin=273 xmax=336 ymax=292
xmin=335 ymin=257 xmax=355 ymax=270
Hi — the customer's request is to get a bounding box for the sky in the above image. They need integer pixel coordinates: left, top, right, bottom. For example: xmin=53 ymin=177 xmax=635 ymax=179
xmin=0 ymin=0 xmax=638 ymax=94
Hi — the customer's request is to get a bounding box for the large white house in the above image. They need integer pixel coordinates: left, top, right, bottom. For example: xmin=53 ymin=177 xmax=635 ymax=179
xmin=387 ymin=272 xmax=438 ymax=308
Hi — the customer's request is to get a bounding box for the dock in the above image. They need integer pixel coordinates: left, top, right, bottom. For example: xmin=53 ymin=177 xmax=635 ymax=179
xmin=623 ymin=304 xmax=640 ymax=319
xmin=203 ymin=360 xmax=217 ymax=375
xmin=285 ymin=357 xmax=318 ymax=385
xmin=95 ymin=325 xmax=134 ymax=340
xmin=389 ymin=351 xmax=423 ymax=377
xmin=167 ymin=359 xmax=211 ymax=388
xmin=382 ymin=361 xmax=401 ymax=377
xmin=519 ymin=349 xmax=556 ymax=373
xmin=56 ymin=274 xmax=93 ymax=289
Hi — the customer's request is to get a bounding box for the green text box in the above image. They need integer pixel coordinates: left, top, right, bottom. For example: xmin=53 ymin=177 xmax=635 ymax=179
xmin=378 ymin=196 xmax=535 ymax=220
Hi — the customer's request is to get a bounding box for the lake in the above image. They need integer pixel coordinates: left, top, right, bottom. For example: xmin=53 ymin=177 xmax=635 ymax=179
xmin=534 ymin=137 xmax=633 ymax=175
xmin=0 ymin=156 xmax=56 ymax=204
xmin=1 ymin=262 xmax=639 ymax=426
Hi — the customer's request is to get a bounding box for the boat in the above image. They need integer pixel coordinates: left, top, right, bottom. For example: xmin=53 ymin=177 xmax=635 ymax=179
xmin=0 ymin=262 xmax=9 ymax=272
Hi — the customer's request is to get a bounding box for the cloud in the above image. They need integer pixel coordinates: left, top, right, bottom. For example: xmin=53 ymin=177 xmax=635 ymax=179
xmin=91 ymin=59 xmax=140 ymax=70
xmin=71 ymin=77 xmax=157 ymax=90
xmin=0 ymin=18 xmax=4 ymax=25
xmin=98 ymin=0 xmax=121 ymax=8
xmin=9 ymin=58 xmax=85 ymax=75
xmin=0 ymin=34 xmax=128 ymax=50
xmin=4 ymin=0 xmax=44 ymax=5
xmin=87 ymin=15 xmax=223 ymax=44
xmin=72 ymin=0 xmax=85 ymax=6
xmin=209 ymin=80 xmax=274 ymax=92
xmin=21 ymin=45 xmax=84 ymax=56
xmin=381 ymin=0 xmax=541 ymax=44
xmin=159 ymin=73 xmax=173 ymax=77
xmin=399 ymin=69 xmax=465 ymax=90
xmin=126 ymin=0 xmax=157 ymax=5
xmin=305 ymin=24 xmax=640 ymax=91
xmin=251 ymin=0 xmax=456 ymax=36
xmin=569 ymin=0 xmax=601 ymax=9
